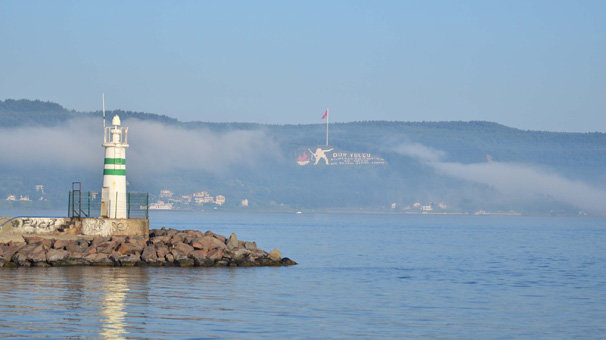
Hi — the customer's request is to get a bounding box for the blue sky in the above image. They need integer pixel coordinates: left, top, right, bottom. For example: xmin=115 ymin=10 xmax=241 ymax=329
xmin=1 ymin=1 xmax=605 ymax=131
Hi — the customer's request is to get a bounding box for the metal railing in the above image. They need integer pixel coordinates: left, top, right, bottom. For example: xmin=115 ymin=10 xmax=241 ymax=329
xmin=68 ymin=191 xmax=149 ymax=219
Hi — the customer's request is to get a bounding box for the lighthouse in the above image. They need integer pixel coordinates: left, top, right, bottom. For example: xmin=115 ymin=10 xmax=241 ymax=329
xmin=101 ymin=113 xmax=129 ymax=218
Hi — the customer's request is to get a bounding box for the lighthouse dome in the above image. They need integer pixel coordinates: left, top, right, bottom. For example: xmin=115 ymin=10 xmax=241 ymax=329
xmin=112 ymin=114 xmax=121 ymax=126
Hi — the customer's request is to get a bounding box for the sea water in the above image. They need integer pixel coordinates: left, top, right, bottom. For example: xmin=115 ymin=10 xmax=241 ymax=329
xmin=0 ymin=211 xmax=604 ymax=338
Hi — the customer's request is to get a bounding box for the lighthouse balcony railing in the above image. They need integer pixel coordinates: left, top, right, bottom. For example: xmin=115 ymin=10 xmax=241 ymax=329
xmin=68 ymin=192 xmax=149 ymax=219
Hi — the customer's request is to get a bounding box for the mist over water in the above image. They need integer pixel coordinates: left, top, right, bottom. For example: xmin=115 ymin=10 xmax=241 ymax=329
xmin=1 ymin=115 xmax=605 ymax=214
xmin=0 ymin=117 xmax=277 ymax=175
xmin=395 ymin=143 xmax=606 ymax=215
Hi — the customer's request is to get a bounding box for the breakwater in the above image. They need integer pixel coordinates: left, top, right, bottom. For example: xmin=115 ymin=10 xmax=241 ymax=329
xmin=0 ymin=227 xmax=295 ymax=267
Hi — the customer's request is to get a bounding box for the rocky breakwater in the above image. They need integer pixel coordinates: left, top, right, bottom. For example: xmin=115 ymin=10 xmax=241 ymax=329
xmin=0 ymin=228 xmax=296 ymax=267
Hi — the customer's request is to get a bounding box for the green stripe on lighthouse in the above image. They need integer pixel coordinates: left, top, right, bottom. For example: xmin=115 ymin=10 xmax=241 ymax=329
xmin=104 ymin=158 xmax=126 ymax=165
xmin=104 ymin=169 xmax=126 ymax=176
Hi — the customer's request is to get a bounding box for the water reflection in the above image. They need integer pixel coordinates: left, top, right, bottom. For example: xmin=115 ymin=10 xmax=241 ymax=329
xmin=99 ymin=271 xmax=128 ymax=339
xmin=0 ymin=267 xmax=149 ymax=338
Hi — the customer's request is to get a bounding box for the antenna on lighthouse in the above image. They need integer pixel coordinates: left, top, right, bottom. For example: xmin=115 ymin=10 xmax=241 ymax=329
xmin=102 ymin=93 xmax=106 ymax=129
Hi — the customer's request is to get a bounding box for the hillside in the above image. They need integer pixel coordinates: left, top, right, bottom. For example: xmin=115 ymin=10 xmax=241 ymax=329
xmin=1 ymin=99 xmax=605 ymax=215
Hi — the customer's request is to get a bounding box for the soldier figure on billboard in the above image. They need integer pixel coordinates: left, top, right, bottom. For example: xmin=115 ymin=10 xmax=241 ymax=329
xmin=308 ymin=147 xmax=334 ymax=165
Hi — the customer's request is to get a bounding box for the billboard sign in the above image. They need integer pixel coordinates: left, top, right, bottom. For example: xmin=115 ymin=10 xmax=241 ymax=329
xmin=296 ymin=146 xmax=385 ymax=166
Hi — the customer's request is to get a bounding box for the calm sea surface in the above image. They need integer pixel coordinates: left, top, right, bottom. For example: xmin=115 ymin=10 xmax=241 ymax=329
xmin=0 ymin=210 xmax=605 ymax=339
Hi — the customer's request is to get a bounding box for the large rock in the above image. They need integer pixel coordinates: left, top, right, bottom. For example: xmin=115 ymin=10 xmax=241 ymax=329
xmin=47 ymin=249 xmax=69 ymax=263
xmin=23 ymin=236 xmax=52 ymax=248
xmin=269 ymin=248 xmax=282 ymax=261
xmin=0 ymin=244 xmax=22 ymax=266
xmin=244 ymin=241 xmax=257 ymax=251
xmin=12 ymin=243 xmax=47 ymax=266
xmin=207 ymin=248 xmax=224 ymax=261
xmin=226 ymin=233 xmax=239 ymax=249
xmin=174 ymin=241 xmax=194 ymax=254
xmin=205 ymin=230 xmax=226 ymax=242
xmin=155 ymin=244 xmax=170 ymax=259
xmin=85 ymin=253 xmax=113 ymax=266
xmin=65 ymin=239 xmax=89 ymax=253
xmin=150 ymin=235 xmax=170 ymax=245
xmin=141 ymin=245 xmax=158 ymax=264
xmin=117 ymin=242 xmax=139 ymax=255
xmin=125 ymin=236 xmax=147 ymax=250
xmin=53 ymin=239 xmax=70 ymax=250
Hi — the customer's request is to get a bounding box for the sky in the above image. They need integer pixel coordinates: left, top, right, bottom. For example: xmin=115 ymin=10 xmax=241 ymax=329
xmin=1 ymin=0 xmax=605 ymax=131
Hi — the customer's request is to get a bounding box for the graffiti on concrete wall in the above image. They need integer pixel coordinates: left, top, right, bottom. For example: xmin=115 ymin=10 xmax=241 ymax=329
xmin=8 ymin=218 xmax=70 ymax=234
xmin=82 ymin=218 xmax=113 ymax=237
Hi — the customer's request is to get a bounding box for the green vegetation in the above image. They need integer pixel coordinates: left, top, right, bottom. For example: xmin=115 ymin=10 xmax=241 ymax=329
xmin=1 ymin=99 xmax=605 ymax=215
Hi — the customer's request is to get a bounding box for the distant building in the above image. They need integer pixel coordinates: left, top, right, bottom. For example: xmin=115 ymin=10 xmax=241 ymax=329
xmin=181 ymin=195 xmax=192 ymax=203
xmin=159 ymin=190 xmax=173 ymax=198
xmin=35 ymin=185 xmax=45 ymax=194
xmin=194 ymin=196 xmax=214 ymax=205
xmin=149 ymin=200 xmax=173 ymax=210
xmin=192 ymin=191 xmax=208 ymax=198
xmin=438 ymin=202 xmax=447 ymax=209
xmin=421 ymin=205 xmax=432 ymax=212
xmin=215 ymin=195 xmax=226 ymax=206
xmin=241 ymin=199 xmax=249 ymax=207
xmin=19 ymin=195 xmax=31 ymax=201
xmin=413 ymin=202 xmax=421 ymax=208
xmin=6 ymin=195 xmax=16 ymax=201
xmin=391 ymin=202 xmax=397 ymax=209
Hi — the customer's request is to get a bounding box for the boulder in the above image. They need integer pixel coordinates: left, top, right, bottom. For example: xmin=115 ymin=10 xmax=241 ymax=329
xmin=205 ymin=230 xmax=226 ymax=242
xmin=12 ymin=243 xmax=46 ymax=266
xmin=269 ymin=248 xmax=282 ymax=261
xmin=156 ymin=244 xmax=169 ymax=258
xmin=191 ymin=240 xmax=204 ymax=250
xmin=23 ymin=236 xmax=52 ymax=248
xmin=125 ymin=236 xmax=147 ymax=249
xmin=0 ymin=244 xmax=22 ymax=266
xmin=141 ymin=245 xmax=158 ymax=264
xmin=85 ymin=253 xmax=113 ymax=266
xmin=65 ymin=239 xmax=89 ymax=253
xmin=117 ymin=243 xmax=137 ymax=255
xmin=150 ymin=235 xmax=170 ymax=245
xmin=175 ymin=257 xmax=194 ymax=267
xmin=226 ymin=233 xmax=239 ymax=249
xmin=244 ymin=241 xmax=257 ymax=251
xmin=116 ymin=254 xmax=141 ymax=266
xmin=172 ymin=242 xmax=194 ymax=257
xmin=230 ymin=248 xmax=251 ymax=261
xmin=90 ymin=236 xmax=105 ymax=248
xmin=190 ymin=249 xmax=212 ymax=266
xmin=166 ymin=229 xmax=179 ymax=238
xmin=47 ymin=249 xmax=69 ymax=263
xmin=281 ymin=257 xmax=297 ymax=266
xmin=207 ymin=248 xmax=224 ymax=261
xmin=53 ymin=239 xmax=70 ymax=250
xmin=149 ymin=228 xmax=167 ymax=237
xmin=170 ymin=233 xmax=186 ymax=245
xmin=95 ymin=240 xmax=120 ymax=254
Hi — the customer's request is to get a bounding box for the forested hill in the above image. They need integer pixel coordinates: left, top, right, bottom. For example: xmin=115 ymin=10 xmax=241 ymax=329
xmin=1 ymin=99 xmax=605 ymax=215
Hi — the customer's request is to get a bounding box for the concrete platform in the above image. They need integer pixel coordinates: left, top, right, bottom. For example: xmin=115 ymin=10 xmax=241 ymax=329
xmin=0 ymin=217 xmax=149 ymax=237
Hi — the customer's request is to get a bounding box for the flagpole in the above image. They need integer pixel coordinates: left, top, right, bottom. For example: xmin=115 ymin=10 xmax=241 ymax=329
xmin=326 ymin=108 xmax=329 ymax=146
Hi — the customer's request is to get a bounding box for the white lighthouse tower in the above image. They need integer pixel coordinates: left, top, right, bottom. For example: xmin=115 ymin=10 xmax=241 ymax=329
xmin=101 ymin=109 xmax=129 ymax=219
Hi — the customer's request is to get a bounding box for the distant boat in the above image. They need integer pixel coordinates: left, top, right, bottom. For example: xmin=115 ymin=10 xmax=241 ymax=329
xmin=296 ymin=211 xmax=302 ymax=214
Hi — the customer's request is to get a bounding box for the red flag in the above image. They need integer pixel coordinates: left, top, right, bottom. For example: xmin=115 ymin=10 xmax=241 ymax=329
xmin=321 ymin=109 xmax=328 ymax=119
